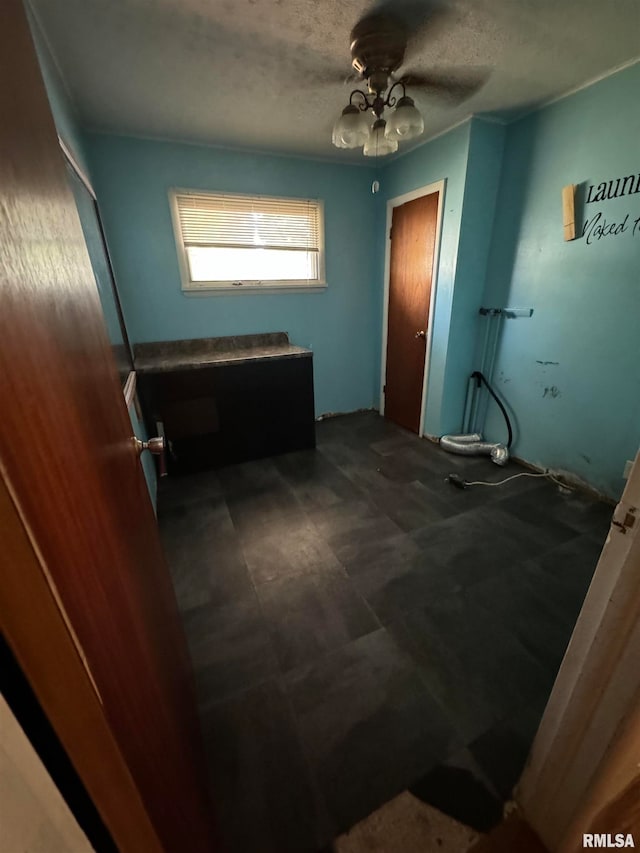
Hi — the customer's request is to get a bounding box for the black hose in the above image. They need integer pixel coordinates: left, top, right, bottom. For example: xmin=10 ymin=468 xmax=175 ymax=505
xmin=472 ymin=371 xmax=513 ymax=449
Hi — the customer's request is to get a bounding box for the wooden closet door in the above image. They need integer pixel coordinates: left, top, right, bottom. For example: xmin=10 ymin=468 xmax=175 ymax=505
xmin=385 ymin=192 xmax=439 ymax=433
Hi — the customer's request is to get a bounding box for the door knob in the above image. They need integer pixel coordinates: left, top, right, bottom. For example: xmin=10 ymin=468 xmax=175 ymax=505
xmin=133 ymin=436 xmax=165 ymax=456
xmin=415 ymin=330 xmax=426 ymax=339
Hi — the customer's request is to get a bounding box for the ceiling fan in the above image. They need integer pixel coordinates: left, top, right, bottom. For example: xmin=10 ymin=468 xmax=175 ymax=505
xmin=332 ymin=3 xmax=489 ymax=156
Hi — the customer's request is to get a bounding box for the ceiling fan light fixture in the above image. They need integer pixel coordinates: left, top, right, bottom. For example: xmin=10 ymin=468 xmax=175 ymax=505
xmin=385 ymin=95 xmax=424 ymax=141
xmin=363 ymin=118 xmax=398 ymax=157
xmin=333 ymin=104 xmax=370 ymax=149
xmin=332 ymin=123 xmax=350 ymax=149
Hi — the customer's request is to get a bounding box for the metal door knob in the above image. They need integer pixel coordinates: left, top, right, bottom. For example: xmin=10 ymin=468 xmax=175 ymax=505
xmin=415 ymin=330 xmax=426 ymax=339
xmin=133 ymin=436 xmax=165 ymax=456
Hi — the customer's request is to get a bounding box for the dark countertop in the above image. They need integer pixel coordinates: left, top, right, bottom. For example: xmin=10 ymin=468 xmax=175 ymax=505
xmin=134 ymin=332 xmax=312 ymax=373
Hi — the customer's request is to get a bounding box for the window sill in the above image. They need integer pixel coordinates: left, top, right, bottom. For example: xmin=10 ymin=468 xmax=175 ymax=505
xmin=182 ymin=282 xmax=328 ymax=296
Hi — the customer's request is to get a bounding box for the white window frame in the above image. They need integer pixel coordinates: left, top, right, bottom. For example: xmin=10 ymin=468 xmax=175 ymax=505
xmin=169 ymin=188 xmax=326 ymax=294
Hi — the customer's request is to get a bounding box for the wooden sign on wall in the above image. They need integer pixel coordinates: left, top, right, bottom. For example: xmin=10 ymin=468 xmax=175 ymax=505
xmin=565 ymin=171 xmax=640 ymax=246
xmin=562 ymin=184 xmax=577 ymax=241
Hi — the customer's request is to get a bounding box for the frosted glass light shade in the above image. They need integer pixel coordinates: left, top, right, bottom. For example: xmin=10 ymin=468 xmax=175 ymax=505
xmin=332 ymin=124 xmax=349 ymax=148
xmin=385 ymin=96 xmax=424 ymax=141
xmin=332 ymin=105 xmax=370 ymax=149
xmin=363 ymin=119 xmax=398 ymax=157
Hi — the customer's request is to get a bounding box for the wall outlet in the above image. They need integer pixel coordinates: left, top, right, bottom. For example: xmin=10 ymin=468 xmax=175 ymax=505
xmin=623 ymin=460 xmax=634 ymax=479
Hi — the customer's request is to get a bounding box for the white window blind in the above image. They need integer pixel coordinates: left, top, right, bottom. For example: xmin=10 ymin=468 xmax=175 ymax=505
xmin=171 ymin=190 xmax=325 ymax=290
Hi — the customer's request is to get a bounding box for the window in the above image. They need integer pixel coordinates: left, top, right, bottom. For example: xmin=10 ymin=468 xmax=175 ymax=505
xmin=170 ymin=189 xmax=325 ymax=292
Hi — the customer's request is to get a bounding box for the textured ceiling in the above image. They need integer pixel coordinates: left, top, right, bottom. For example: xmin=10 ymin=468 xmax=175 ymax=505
xmin=29 ymin=0 xmax=640 ymax=161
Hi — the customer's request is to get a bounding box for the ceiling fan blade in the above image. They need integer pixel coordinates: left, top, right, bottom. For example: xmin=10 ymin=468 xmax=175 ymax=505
xmin=300 ymin=60 xmax=364 ymax=88
xmin=400 ymin=67 xmax=491 ymax=103
xmin=313 ymin=69 xmax=362 ymax=86
xmin=367 ymin=0 xmax=456 ymax=42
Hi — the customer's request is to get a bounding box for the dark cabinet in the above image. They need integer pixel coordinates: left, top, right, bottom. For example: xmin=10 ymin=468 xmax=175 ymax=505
xmin=138 ymin=355 xmax=315 ymax=473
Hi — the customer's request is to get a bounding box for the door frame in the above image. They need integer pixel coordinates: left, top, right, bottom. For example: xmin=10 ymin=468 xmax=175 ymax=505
xmin=379 ymin=179 xmax=446 ymax=436
xmin=59 ymin=134 xmax=136 ymax=392
xmin=516 ymin=449 xmax=640 ymax=850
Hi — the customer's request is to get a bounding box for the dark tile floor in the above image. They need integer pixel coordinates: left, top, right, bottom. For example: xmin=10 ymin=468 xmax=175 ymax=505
xmin=158 ymin=411 xmax=613 ymax=853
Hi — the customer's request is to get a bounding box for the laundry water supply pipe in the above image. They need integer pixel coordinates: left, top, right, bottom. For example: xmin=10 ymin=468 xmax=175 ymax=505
xmin=439 ymin=307 xmax=528 ymax=466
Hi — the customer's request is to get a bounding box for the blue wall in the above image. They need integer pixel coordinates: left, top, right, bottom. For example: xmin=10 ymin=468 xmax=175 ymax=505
xmin=27 ymin=9 xmax=92 ymax=178
xmin=86 ymin=135 xmax=379 ymax=417
xmin=377 ymin=121 xmax=472 ymax=436
xmin=483 ymin=62 xmax=640 ymax=498
xmin=72 ymin=60 xmax=639 ymax=500
xmin=441 ymin=119 xmax=506 ymax=435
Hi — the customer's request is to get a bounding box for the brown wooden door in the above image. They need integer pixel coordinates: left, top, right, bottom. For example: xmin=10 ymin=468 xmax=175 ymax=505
xmin=0 ymin=2 xmax=217 ymax=851
xmin=384 ymin=192 xmax=439 ymax=433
